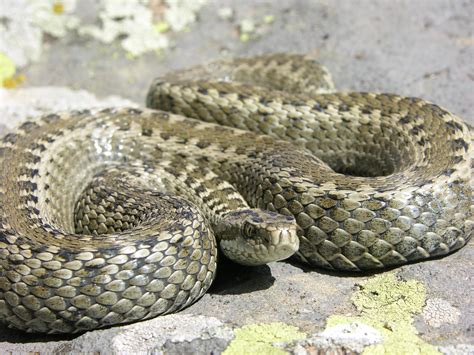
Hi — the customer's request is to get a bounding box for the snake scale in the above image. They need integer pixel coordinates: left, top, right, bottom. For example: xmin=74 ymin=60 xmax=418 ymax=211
xmin=0 ymin=54 xmax=472 ymax=333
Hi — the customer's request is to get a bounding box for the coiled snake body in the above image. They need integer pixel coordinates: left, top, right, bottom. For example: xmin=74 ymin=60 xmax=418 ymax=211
xmin=0 ymin=54 xmax=472 ymax=333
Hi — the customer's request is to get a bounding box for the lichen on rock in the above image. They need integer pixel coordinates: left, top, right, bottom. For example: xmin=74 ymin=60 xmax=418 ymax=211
xmin=325 ymin=273 xmax=440 ymax=355
xmin=223 ymin=322 xmax=306 ymax=355
xmin=422 ymin=298 xmax=461 ymax=329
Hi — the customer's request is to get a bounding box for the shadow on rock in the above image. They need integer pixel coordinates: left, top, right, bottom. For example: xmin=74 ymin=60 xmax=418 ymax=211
xmin=285 ymin=249 xmax=469 ymax=278
xmin=285 ymin=255 xmax=389 ymax=278
xmin=209 ymin=257 xmax=275 ymax=295
xmin=0 ymin=322 xmax=79 ymax=343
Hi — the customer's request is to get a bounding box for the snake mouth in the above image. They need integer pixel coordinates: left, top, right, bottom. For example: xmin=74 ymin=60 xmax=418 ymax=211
xmin=244 ymin=227 xmax=299 ymax=265
xmin=268 ymin=228 xmax=299 ymax=259
xmin=219 ymin=226 xmax=299 ymax=266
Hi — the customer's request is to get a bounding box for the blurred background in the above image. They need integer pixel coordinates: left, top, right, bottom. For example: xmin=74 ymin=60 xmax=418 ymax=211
xmin=0 ymin=0 xmax=473 ymax=128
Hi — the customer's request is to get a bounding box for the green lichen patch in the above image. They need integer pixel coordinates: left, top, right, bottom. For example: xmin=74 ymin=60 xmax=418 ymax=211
xmin=365 ymin=322 xmax=439 ymax=355
xmin=325 ymin=273 xmax=439 ymax=355
xmin=223 ymin=322 xmax=306 ymax=355
xmin=0 ymin=53 xmax=16 ymax=84
xmin=0 ymin=53 xmax=25 ymax=88
xmin=352 ymin=273 xmax=426 ymax=324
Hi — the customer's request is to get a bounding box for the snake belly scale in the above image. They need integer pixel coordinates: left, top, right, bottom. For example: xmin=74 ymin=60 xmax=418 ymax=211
xmin=0 ymin=54 xmax=472 ymax=333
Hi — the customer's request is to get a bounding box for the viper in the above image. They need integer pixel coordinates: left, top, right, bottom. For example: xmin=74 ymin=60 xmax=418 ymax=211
xmin=0 ymin=54 xmax=471 ymax=333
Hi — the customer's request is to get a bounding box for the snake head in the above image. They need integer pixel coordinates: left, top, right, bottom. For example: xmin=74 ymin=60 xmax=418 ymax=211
xmin=216 ymin=209 xmax=299 ymax=266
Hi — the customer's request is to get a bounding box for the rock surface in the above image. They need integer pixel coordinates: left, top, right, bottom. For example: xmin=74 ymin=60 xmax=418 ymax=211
xmin=0 ymin=0 xmax=473 ymax=354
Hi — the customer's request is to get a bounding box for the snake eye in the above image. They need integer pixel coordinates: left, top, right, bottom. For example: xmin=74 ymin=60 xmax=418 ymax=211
xmin=243 ymin=222 xmax=257 ymax=239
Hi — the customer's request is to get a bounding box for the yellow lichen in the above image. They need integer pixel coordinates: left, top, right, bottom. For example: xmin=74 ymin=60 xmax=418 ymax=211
xmin=365 ymin=322 xmax=439 ymax=355
xmin=223 ymin=322 xmax=306 ymax=355
xmin=3 ymin=74 xmax=25 ymax=89
xmin=0 ymin=53 xmax=16 ymax=82
xmin=239 ymin=33 xmax=250 ymax=43
xmin=325 ymin=273 xmax=439 ymax=355
xmin=353 ymin=273 xmax=426 ymax=324
xmin=0 ymin=53 xmax=24 ymax=88
xmin=263 ymin=15 xmax=275 ymax=24
xmin=154 ymin=21 xmax=170 ymax=33
xmin=52 ymin=1 xmax=65 ymax=14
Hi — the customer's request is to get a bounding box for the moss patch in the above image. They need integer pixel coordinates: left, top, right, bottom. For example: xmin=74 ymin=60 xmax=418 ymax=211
xmin=326 ymin=273 xmax=439 ymax=354
xmin=223 ymin=322 xmax=306 ymax=355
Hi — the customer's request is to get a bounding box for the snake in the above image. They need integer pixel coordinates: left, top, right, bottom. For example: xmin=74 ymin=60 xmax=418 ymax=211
xmin=0 ymin=54 xmax=472 ymax=334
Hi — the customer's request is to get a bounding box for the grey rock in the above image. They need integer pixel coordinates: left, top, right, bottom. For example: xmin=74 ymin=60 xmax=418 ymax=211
xmin=161 ymin=337 xmax=230 ymax=355
xmin=0 ymin=87 xmax=137 ymax=130
xmin=1 ymin=314 xmax=232 ymax=354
